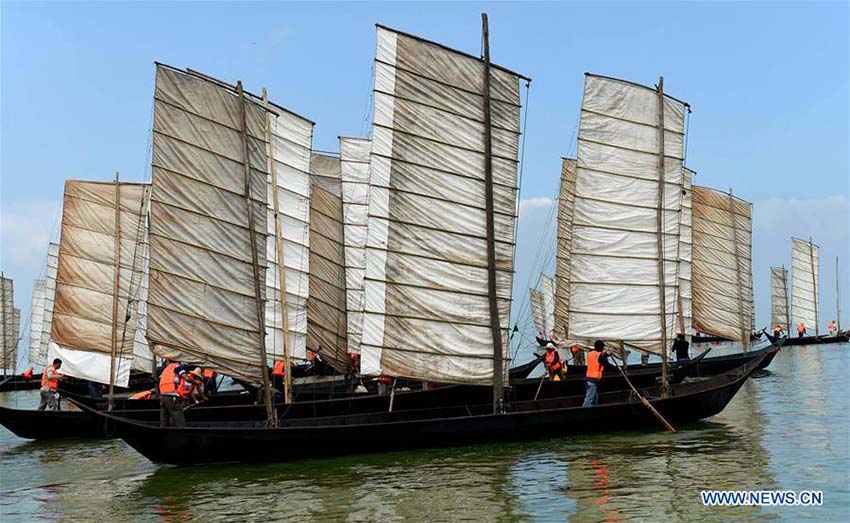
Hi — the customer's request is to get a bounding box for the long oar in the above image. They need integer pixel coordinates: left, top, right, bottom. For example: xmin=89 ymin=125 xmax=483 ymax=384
xmin=613 ymin=359 xmax=676 ymax=433
xmin=533 ymin=372 xmax=547 ymax=400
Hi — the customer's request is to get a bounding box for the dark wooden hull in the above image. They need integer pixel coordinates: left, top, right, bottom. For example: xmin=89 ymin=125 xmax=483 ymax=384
xmin=765 ymin=332 xmax=848 ymax=347
xmin=692 ymin=332 xmax=763 ymax=344
xmin=0 ymin=406 xmax=109 ymax=440
xmin=0 ymin=375 xmax=41 ymax=392
xmin=88 ymin=353 xmax=767 ymax=465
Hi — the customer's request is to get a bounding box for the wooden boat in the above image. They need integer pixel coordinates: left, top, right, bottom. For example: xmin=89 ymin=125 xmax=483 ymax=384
xmin=0 ymin=374 xmax=41 ymax=392
xmin=692 ymin=332 xmax=762 ymax=344
xmin=764 ymin=331 xmax=847 ymax=347
xmin=78 ymin=352 xmax=768 ymax=465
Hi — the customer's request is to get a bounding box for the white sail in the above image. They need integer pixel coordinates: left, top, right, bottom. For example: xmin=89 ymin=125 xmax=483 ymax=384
xmin=49 ymin=180 xmax=149 ymax=386
xmin=791 ymin=237 xmax=819 ymax=332
xmin=360 ymin=26 xmax=525 ymax=384
xmin=146 ymin=65 xmax=271 ymax=382
xmin=540 ymin=274 xmax=556 ymax=338
xmin=339 ymin=137 xmax=371 ymax=354
xmin=130 ymin=233 xmax=153 ymax=373
xmin=691 ymin=186 xmax=754 ymax=344
xmin=263 ymin=95 xmax=314 ymax=364
xmin=306 ymin=153 xmax=348 ymax=371
xmin=567 ymin=74 xmax=688 ymax=353
xmin=677 ymin=168 xmax=693 ymax=338
xmin=770 ymin=266 xmax=790 ymax=329
xmin=39 ymin=243 xmax=59 ymax=366
xmin=28 ymin=279 xmax=46 ymax=369
xmin=1 ymin=276 xmax=15 ymax=373
xmin=529 ymin=288 xmax=546 ymax=335
xmin=554 ymin=158 xmax=576 ymax=340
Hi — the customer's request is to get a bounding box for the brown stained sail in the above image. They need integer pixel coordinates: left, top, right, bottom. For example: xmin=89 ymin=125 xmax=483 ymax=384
xmin=770 ymin=266 xmax=790 ymax=330
xmin=360 ymin=26 xmax=525 ymax=385
xmin=38 ymin=243 xmax=59 ymax=366
xmin=0 ymin=276 xmax=15 ymax=373
xmin=306 ymin=153 xmax=348 ymax=371
xmin=691 ymin=187 xmax=753 ymax=345
xmin=49 ymin=180 xmax=149 ymax=386
xmin=529 ymin=288 xmax=546 ymax=336
xmin=678 ymin=168 xmax=694 ymax=338
xmin=146 ymin=65 xmax=270 ymax=382
xmin=553 ymin=158 xmax=576 ymax=340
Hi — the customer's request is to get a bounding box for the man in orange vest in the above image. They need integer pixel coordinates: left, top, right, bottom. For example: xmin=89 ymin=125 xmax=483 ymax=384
xmin=159 ymin=360 xmax=187 ymax=427
xmin=543 ymin=343 xmax=563 ymax=380
xmin=582 ymin=341 xmax=615 ymax=407
xmin=38 ymin=358 xmax=63 ymax=411
xmin=828 ymin=320 xmax=838 ymax=336
xmin=797 ymin=323 xmax=806 ymax=338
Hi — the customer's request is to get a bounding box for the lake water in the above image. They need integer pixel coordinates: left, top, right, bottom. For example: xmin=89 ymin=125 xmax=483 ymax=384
xmin=1 ymin=343 xmax=848 ymax=522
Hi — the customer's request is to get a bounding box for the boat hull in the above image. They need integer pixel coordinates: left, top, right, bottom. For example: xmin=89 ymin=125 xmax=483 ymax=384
xmin=765 ymin=332 xmax=848 ymax=347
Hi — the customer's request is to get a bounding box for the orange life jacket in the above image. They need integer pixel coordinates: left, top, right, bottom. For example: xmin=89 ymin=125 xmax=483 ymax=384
xmin=828 ymin=322 xmax=837 ymax=330
xmin=378 ymin=375 xmax=392 ymax=384
xmin=130 ymin=390 xmax=153 ymax=400
xmin=41 ymin=365 xmax=61 ymax=390
xmin=272 ymin=360 xmax=286 ymax=377
xmin=202 ymin=369 xmax=215 ymax=379
xmin=797 ymin=324 xmax=806 ymax=334
xmin=308 ymin=351 xmax=317 ymax=361
xmin=544 ymin=350 xmax=562 ymax=372
xmin=586 ymin=351 xmax=604 ymax=380
xmin=159 ymin=363 xmax=179 ymax=395
xmin=571 ymin=345 xmax=580 ymax=354
xmin=177 ymin=375 xmax=196 ymax=398
xmin=22 ymin=367 xmax=33 ymax=380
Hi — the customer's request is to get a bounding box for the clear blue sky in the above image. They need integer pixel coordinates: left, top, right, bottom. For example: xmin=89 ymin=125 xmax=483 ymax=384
xmin=2 ymin=2 xmax=848 ymax=367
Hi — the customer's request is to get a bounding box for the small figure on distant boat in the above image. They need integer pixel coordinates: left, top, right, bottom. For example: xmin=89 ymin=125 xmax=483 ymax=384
xmin=640 ymin=350 xmax=650 ymax=366
xmin=543 ymin=342 xmax=563 ymax=381
xmin=38 ymin=358 xmax=63 ymax=411
xmin=828 ymin=320 xmax=837 ymax=336
xmin=570 ymin=344 xmax=585 ymax=366
xmin=22 ymin=367 xmax=33 ymax=380
xmin=582 ymin=341 xmax=616 ymax=407
xmin=536 ymin=331 xmax=547 ymax=346
xmin=797 ymin=323 xmax=806 ymax=339
xmin=271 ymin=359 xmax=286 ymax=398
xmin=773 ymin=324 xmax=784 ymax=338
xmin=159 ymin=360 xmax=187 ymax=428
xmin=672 ymin=333 xmax=689 ymax=362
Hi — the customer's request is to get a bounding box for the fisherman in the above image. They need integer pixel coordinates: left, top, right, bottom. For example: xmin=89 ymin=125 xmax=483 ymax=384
xmin=271 ymin=359 xmax=286 ymax=396
xmin=22 ymin=367 xmax=33 ymax=380
xmin=672 ymin=333 xmax=690 ymax=362
xmin=797 ymin=323 xmax=806 ymax=338
xmin=582 ymin=341 xmax=615 ymax=407
xmin=570 ymin=344 xmax=585 ymax=365
xmin=159 ymin=359 xmax=187 ymax=427
xmin=178 ymin=368 xmax=206 ymax=405
xmin=346 ymin=352 xmax=361 ymax=390
xmin=543 ymin=342 xmax=563 ymax=380
xmin=38 ymin=358 xmax=63 ymax=411
xmin=828 ymin=320 xmax=837 ymax=336
xmin=377 ymin=375 xmax=392 ymax=396
xmin=773 ymin=324 xmax=784 ymax=338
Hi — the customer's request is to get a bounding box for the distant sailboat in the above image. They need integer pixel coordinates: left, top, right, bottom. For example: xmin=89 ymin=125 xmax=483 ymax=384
xmin=1 ymin=275 xmax=20 ymax=376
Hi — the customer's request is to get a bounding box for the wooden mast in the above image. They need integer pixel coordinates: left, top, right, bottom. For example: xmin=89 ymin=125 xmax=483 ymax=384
xmin=262 ymin=88 xmax=293 ymax=405
xmin=837 ymin=256 xmax=842 ymax=331
xmin=1 ymin=272 xmax=7 ymax=376
xmin=810 ymin=237 xmax=818 ymax=335
xmin=728 ymin=188 xmax=747 ymax=351
xmin=783 ymin=264 xmax=791 ymax=335
xmin=237 ymin=81 xmax=275 ymax=423
xmin=481 ymin=12 xmax=504 ymax=413
xmin=654 ymin=76 xmax=670 ymax=395
xmin=108 ymin=172 xmax=121 ymax=410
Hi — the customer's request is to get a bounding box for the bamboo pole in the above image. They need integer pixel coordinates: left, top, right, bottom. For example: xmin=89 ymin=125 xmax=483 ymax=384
xmin=481 ymin=13 xmax=504 ymax=413
xmin=654 ymin=76 xmax=670 ymax=396
xmin=237 ymin=81 xmax=275 ymax=424
xmin=108 ymin=173 xmax=122 ymax=410
xmin=810 ymin=237 xmax=818 ymax=335
xmin=783 ymin=265 xmax=791 ymax=335
xmin=262 ymin=88 xmax=293 ymax=405
xmin=1 ymin=273 xmax=7 ymax=376
xmin=728 ymin=189 xmax=747 ymax=352
xmin=837 ymin=257 xmax=842 ymax=331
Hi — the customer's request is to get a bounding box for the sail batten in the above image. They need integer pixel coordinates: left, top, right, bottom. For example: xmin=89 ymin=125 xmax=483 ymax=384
xmin=360 ymin=26 xmax=524 ymax=385
xmin=791 ymin=238 xmax=819 ymax=332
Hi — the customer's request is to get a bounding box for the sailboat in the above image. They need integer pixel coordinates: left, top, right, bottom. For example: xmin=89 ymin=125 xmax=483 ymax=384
xmin=0 ymin=275 xmax=22 ymax=387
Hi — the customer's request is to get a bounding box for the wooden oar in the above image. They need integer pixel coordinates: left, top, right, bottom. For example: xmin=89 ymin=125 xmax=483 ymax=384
xmin=533 ymin=372 xmax=546 ymax=400
xmin=612 ymin=358 xmax=676 ymax=433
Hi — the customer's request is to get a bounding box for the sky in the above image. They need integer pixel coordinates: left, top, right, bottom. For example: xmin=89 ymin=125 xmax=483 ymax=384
xmin=1 ymin=1 xmax=848 ymax=369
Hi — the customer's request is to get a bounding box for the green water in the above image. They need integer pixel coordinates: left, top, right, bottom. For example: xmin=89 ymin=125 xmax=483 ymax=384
xmin=1 ymin=345 xmax=848 ymax=522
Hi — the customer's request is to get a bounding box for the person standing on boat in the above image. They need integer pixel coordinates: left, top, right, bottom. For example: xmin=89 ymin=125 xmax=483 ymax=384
xmin=773 ymin=324 xmax=784 ymax=338
xmin=797 ymin=323 xmax=806 ymax=338
xmin=828 ymin=320 xmax=837 ymax=336
xmin=582 ymin=341 xmax=615 ymax=407
xmin=37 ymin=358 xmax=63 ymax=411
xmin=159 ymin=360 xmax=187 ymax=427
xmin=178 ymin=368 xmax=206 ymax=405
xmin=672 ymin=334 xmax=689 ymax=362
xmin=543 ymin=342 xmax=563 ymax=380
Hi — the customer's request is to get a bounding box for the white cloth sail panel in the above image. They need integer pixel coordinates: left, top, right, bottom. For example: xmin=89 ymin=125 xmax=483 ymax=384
xmin=678 ymin=168 xmax=693 ymax=338
xmin=529 ymin=288 xmax=546 ymax=335
xmin=361 ymin=26 xmax=524 ymax=384
xmin=691 ymin=186 xmax=753 ymax=343
xmin=554 ymin=159 xmax=576 ymax=339
xmin=131 ymin=234 xmax=153 ymax=372
xmin=147 ymin=65 xmax=270 ymax=383
xmin=567 ymin=74 xmax=688 ymax=352
xmin=263 ymin=96 xmax=314 ymax=364
xmin=540 ymin=274 xmax=556 ymax=338
xmin=770 ymin=266 xmax=790 ymax=328
xmin=28 ymin=279 xmax=46 ymax=369
xmin=306 ymin=154 xmax=348 ymax=372
xmin=791 ymin=238 xmax=819 ymax=330
xmin=339 ymin=137 xmax=372 ymax=354
xmin=1 ymin=277 xmax=15 ymax=372
xmin=51 ymin=180 xmax=149 ymax=386
xmin=39 ymin=243 xmax=59 ymax=366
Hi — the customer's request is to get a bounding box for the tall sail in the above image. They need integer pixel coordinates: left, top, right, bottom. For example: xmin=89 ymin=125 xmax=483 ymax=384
xmin=306 ymin=153 xmax=348 ymax=371
xmin=567 ymin=74 xmax=689 ymax=353
xmin=529 ymin=288 xmax=546 ymax=336
xmin=770 ymin=266 xmax=790 ymax=330
xmin=1 ymin=276 xmax=15 ymax=373
xmin=130 ymin=234 xmax=153 ymax=373
xmin=691 ymin=187 xmax=754 ymax=345
xmin=677 ymin=168 xmax=694 ymax=339
xmin=339 ymin=137 xmax=371 ymax=354
xmin=49 ymin=180 xmax=149 ymax=386
xmin=540 ymin=274 xmax=556 ymax=338
xmin=39 ymin=243 xmax=59 ymax=366
xmin=28 ymin=279 xmax=46 ymax=369
xmin=146 ymin=64 xmax=271 ymax=382
xmin=360 ymin=25 xmax=526 ymax=384
xmin=553 ymin=158 xmax=576 ymax=340
xmin=791 ymin=237 xmax=819 ymax=333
